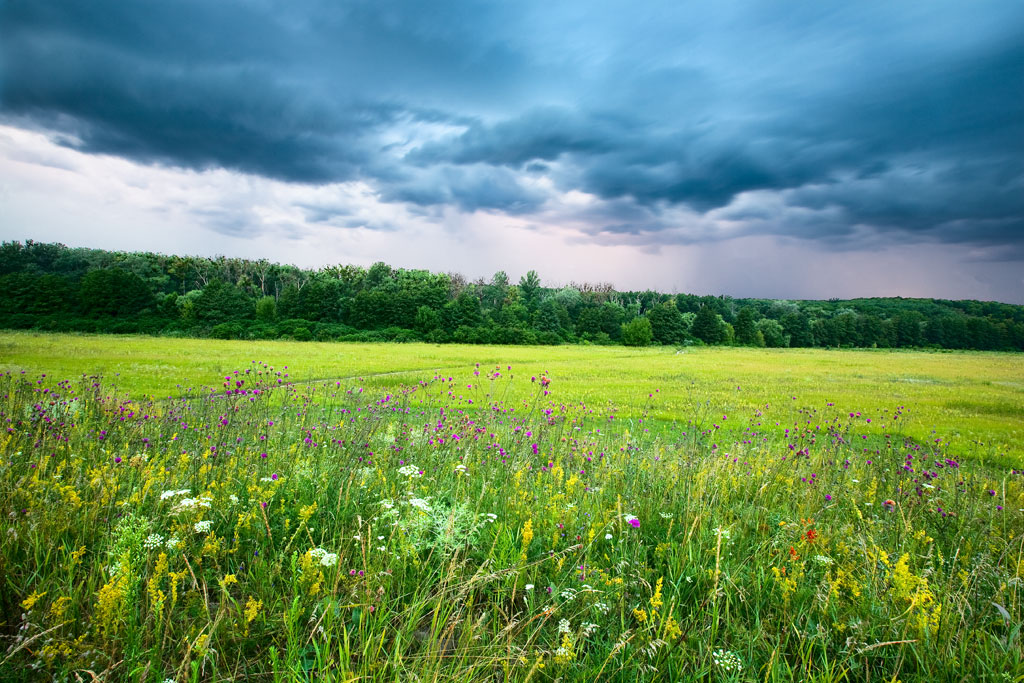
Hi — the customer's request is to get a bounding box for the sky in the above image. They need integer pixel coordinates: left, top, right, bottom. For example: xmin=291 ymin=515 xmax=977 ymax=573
xmin=1 ymin=0 xmax=1022 ymax=302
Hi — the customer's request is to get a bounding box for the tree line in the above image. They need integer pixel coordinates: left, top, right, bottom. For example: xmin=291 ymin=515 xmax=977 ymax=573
xmin=1 ymin=240 xmax=1022 ymax=351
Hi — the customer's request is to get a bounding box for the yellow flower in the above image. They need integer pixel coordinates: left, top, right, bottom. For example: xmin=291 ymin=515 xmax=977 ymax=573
xmin=49 ymin=596 xmax=71 ymax=619
xmin=21 ymin=590 xmax=46 ymax=611
xmin=650 ymin=577 xmax=664 ymax=610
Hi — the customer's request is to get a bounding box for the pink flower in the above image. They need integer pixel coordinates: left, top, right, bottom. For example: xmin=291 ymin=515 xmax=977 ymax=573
xmin=628 ymin=518 xmax=640 ymax=528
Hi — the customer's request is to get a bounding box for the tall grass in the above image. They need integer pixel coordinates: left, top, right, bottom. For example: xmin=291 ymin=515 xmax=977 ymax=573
xmin=1 ymin=362 xmax=1021 ymax=681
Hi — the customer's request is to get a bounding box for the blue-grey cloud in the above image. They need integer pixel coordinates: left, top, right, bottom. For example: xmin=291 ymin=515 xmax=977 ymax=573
xmin=1 ymin=0 xmax=1022 ymax=261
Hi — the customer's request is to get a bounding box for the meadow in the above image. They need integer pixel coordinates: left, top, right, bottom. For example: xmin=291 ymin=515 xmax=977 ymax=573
xmin=0 ymin=332 xmax=1022 ymax=681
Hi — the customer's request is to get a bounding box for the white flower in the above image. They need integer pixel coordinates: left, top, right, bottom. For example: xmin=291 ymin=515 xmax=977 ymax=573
xmin=229 ymin=494 xmax=239 ymax=504
xmin=194 ymin=520 xmax=213 ymax=534
xmin=160 ymin=489 xmax=190 ymax=500
xmin=593 ymin=602 xmax=609 ymax=614
xmin=714 ymin=527 xmax=731 ymax=542
xmin=483 ymin=513 xmax=498 ymax=523
xmin=713 ymin=649 xmax=743 ymax=673
xmin=558 ymin=618 xmax=571 ymax=634
xmin=309 ymin=547 xmax=328 ymax=560
xmin=408 ymin=498 xmax=431 ymax=511
xmin=398 ymin=464 xmax=422 ymax=478
xmin=143 ymin=533 xmax=165 ymax=549
xmin=581 ymin=622 xmax=598 ymax=637
xmin=524 ymin=584 xmax=535 ymax=591
xmin=319 ymin=553 xmax=338 ymax=567
xmin=560 ymin=588 xmax=576 ymax=601
xmin=813 ymin=555 xmax=834 ymax=566
xmin=659 ymin=512 xmax=673 ymax=518
xmin=177 ymin=496 xmax=212 ymax=511
xmin=165 ymin=536 xmax=181 ymax=550
xmin=380 ymin=499 xmax=395 ymax=510
xmin=605 ymin=533 xmax=613 ymax=540
xmin=454 ymin=463 xmax=467 ymax=475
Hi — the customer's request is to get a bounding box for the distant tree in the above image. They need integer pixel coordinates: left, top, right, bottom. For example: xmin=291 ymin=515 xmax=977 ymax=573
xmin=193 ymin=280 xmax=253 ymax=322
xmin=756 ymin=318 xmax=787 ymax=348
xmin=734 ymin=307 xmax=760 ymax=345
xmin=79 ymin=268 xmax=154 ymax=317
xmin=414 ymin=305 xmax=442 ymax=334
xmin=621 ymin=317 xmax=653 ymax=347
xmin=691 ymin=305 xmax=723 ymax=344
xmin=518 ymin=270 xmax=542 ymax=311
xmin=782 ymin=312 xmax=814 ymax=347
xmin=648 ymin=302 xmax=688 ymax=345
xmin=255 ymin=295 xmax=277 ymax=322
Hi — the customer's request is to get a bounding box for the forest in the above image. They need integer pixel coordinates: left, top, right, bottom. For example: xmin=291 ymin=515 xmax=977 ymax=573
xmin=1 ymin=240 xmax=1022 ymax=350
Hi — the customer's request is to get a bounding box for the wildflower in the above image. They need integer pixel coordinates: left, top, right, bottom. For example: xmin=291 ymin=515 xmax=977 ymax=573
xmin=165 ymin=536 xmax=181 ymax=550
xmin=524 ymin=584 xmax=535 ymax=591
xmin=713 ymin=649 xmax=743 ymax=673
xmin=320 ymin=553 xmax=338 ymax=567
xmin=21 ymin=590 xmax=46 ymax=611
xmin=194 ymin=520 xmax=213 ymax=534
xmin=398 ymin=464 xmax=423 ymax=477
xmin=408 ymin=498 xmax=430 ymax=511
xmin=625 ymin=515 xmax=640 ymax=528
xmin=558 ymin=618 xmax=571 ymax=634
xmin=144 ymin=533 xmax=165 ymax=550
xmin=605 ymin=533 xmax=613 ymax=540
xmin=161 ymin=489 xmax=190 ymax=500
xmin=244 ymin=596 xmax=262 ymax=625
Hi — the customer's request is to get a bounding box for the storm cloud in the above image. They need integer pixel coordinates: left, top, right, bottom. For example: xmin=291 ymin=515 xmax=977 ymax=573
xmin=1 ymin=0 xmax=1022 ymax=298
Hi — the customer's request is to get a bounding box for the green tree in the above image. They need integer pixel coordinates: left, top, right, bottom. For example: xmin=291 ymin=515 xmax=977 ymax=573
xmin=734 ymin=307 xmax=760 ymax=345
xmin=255 ymin=295 xmax=277 ymax=322
xmin=79 ymin=268 xmax=154 ymax=317
xmin=621 ymin=317 xmax=653 ymax=347
xmin=648 ymin=302 xmax=688 ymax=345
xmin=691 ymin=306 xmax=723 ymax=344
xmin=518 ymin=270 xmax=542 ymax=312
xmin=756 ymin=318 xmax=787 ymax=348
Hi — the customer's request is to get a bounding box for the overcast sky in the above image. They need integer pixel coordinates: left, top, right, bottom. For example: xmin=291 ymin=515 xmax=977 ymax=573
xmin=1 ymin=1 xmax=1022 ymax=302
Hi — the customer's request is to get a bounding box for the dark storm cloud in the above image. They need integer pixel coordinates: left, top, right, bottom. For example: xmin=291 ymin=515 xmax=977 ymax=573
xmin=1 ymin=0 xmax=1022 ymax=253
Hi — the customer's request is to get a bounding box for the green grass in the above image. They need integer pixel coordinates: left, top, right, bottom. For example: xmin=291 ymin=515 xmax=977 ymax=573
xmin=1 ymin=331 xmax=1022 ymax=681
xmin=1 ymin=331 xmax=1022 ymax=464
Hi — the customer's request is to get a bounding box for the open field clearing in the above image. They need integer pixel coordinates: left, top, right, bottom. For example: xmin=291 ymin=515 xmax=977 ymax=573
xmin=1 ymin=331 xmax=1022 ymax=681
xmin=1 ymin=331 xmax=1022 ymax=465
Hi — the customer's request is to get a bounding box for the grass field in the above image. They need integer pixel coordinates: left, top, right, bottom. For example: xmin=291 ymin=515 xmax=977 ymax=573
xmin=1 ymin=331 xmax=1022 ymax=465
xmin=1 ymin=331 xmax=1022 ymax=681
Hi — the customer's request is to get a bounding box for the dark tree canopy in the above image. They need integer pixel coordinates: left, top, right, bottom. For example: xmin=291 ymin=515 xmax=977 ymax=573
xmin=0 ymin=240 xmax=1021 ymax=351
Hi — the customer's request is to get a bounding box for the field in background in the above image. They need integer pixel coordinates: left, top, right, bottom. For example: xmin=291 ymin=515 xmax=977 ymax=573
xmin=1 ymin=331 xmax=1022 ymax=465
